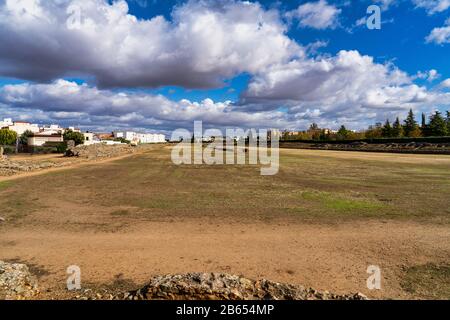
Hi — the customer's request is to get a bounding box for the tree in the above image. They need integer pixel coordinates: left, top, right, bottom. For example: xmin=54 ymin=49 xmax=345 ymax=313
xmin=0 ymin=129 xmax=17 ymax=145
xmin=381 ymin=119 xmax=393 ymax=137
xmin=365 ymin=123 xmax=382 ymax=139
xmin=428 ymin=111 xmax=448 ymax=136
xmin=319 ymin=129 xmax=331 ymax=141
xmin=114 ymin=137 xmax=130 ymax=144
xmin=409 ymin=127 xmax=422 ymax=138
xmin=63 ymin=129 xmax=85 ymax=146
xmin=392 ymin=117 xmax=403 ymax=137
xmin=446 ymin=111 xmax=450 ymax=134
xmin=420 ymin=113 xmax=430 ymax=137
xmin=421 ymin=113 xmax=426 ymax=128
xmin=308 ymin=123 xmax=322 ymax=140
xmin=19 ymin=130 xmax=34 ymax=146
xmin=337 ymin=125 xmax=350 ymax=140
xmin=403 ymin=109 xmax=418 ymax=137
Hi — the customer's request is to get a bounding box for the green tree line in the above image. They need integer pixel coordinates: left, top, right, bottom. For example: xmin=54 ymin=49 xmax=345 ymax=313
xmin=283 ymin=109 xmax=450 ymax=141
xmin=372 ymin=109 xmax=450 ymax=138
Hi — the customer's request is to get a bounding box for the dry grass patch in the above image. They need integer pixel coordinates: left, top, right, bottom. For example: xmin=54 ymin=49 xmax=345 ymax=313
xmin=401 ymin=264 xmax=450 ymax=300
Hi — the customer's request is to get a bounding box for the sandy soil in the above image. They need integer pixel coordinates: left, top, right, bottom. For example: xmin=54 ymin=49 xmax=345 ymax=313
xmin=1 ymin=220 xmax=448 ymax=300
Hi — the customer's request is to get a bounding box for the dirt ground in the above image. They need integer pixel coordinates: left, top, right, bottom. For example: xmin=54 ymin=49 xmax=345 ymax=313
xmin=0 ymin=146 xmax=449 ymax=300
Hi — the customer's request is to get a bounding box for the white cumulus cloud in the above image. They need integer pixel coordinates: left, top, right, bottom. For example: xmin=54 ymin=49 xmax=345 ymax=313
xmin=286 ymin=0 xmax=341 ymax=30
xmin=441 ymin=78 xmax=450 ymax=88
xmin=240 ymin=50 xmax=450 ymax=125
xmin=0 ymin=0 xmax=302 ymax=89
xmin=413 ymin=0 xmax=450 ymax=14
xmin=426 ymin=18 xmax=450 ymax=44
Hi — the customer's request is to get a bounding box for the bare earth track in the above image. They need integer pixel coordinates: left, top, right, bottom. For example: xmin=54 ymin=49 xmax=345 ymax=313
xmin=0 ymin=146 xmax=449 ymax=300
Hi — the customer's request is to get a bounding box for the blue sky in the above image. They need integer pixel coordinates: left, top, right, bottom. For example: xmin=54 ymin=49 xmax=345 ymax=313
xmin=0 ymin=0 xmax=449 ymax=132
xmin=125 ymin=0 xmax=450 ymax=100
xmin=125 ymin=0 xmax=450 ymax=80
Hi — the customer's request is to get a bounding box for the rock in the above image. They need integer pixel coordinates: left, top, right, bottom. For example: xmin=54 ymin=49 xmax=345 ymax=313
xmin=65 ymin=143 xmax=135 ymax=159
xmin=280 ymin=141 xmax=450 ymax=154
xmin=0 ymin=216 xmax=5 ymax=222
xmin=0 ymin=261 xmax=39 ymax=300
xmin=0 ymin=261 xmax=368 ymax=301
xmin=126 ymin=273 xmax=368 ymax=301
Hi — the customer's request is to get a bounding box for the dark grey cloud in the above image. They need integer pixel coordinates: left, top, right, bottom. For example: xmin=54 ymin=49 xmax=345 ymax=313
xmin=0 ymin=0 xmax=300 ymax=89
xmin=1 ymin=78 xmax=449 ymax=133
xmin=0 ymin=80 xmax=300 ymax=132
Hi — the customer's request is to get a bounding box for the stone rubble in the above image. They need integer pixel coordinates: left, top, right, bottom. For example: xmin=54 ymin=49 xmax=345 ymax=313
xmin=0 ymin=143 xmax=143 ymax=176
xmin=0 ymin=265 xmax=369 ymax=300
xmin=65 ymin=143 xmax=136 ymax=159
xmin=281 ymin=141 xmax=450 ymax=154
xmin=0 ymin=261 xmax=39 ymax=300
xmin=124 ymin=273 xmax=368 ymax=301
xmin=0 ymin=158 xmax=75 ymax=176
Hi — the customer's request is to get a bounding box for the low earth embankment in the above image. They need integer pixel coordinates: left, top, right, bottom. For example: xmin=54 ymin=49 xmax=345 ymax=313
xmin=280 ymin=141 xmax=450 ymax=154
xmin=0 ymin=144 xmax=153 ymax=177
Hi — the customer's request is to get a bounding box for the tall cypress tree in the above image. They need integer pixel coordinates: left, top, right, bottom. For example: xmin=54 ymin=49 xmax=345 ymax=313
xmin=429 ymin=111 xmax=448 ymax=136
xmin=392 ymin=117 xmax=403 ymax=137
xmin=382 ymin=119 xmax=393 ymax=137
xmin=446 ymin=111 xmax=450 ymax=134
xmin=421 ymin=112 xmax=429 ymax=137
xmin=403 ymin=109 xmax=418 ymax=137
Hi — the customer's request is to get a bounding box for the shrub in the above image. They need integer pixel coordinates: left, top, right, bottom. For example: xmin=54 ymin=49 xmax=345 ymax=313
xmin=30 ymin=146 xmax=58 ymax=154
xmin=56 ymin=142 xmax=67 ymax=154
xmin=19 ymin=130 xmax=34 ymax=146
xmin=0 ymin=129 xmax=17 ymax=145
xmin=63 ymin=129 xmax=85 ymax=146
xmin=114 ymin=137 xmax=130 ymax=144
xmin=0 ymin=145 xmax=16 ymax=154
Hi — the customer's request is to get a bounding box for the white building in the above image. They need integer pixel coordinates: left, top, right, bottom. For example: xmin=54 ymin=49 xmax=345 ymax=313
xmin=28 ymin=133 xmax=63 ymax=147
xmin=67 ymin=126 xmax=81 ymax=133
xmin=83 ymin=132 xmax=102 ymax=146
xmin=41 ymin=124 xmax=65 ymax=135
xmin=5 ymin=121 xmax=40 ymax=135
xmin=114 ymin=131 xmax=137 ymax=142
xmin=114 ymin=131 xmax=166 ymax=144
xmin=0 ymin=118 xmax=13 ymax=128
xmin=137 ymin=133 xmax=166 ymax=144
xmin=103 ymin=140 xmax=125 ymax=146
